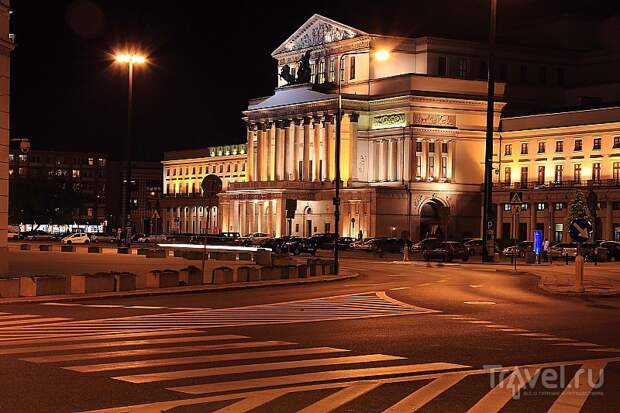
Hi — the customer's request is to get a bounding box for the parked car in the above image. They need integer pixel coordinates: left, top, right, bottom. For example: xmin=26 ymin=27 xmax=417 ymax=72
xmin=580 ymin=242 xmax=609 ymax=262
xmin=61 ymin=233 xmax=91 ymax=244
xmin=23 ymin=230 xmax=54 ymax=241
xmin=243 ymin=232 xmax=271 ymax=245
xmin=463 ymin=238 xmax=483 ymax=256
xmin=503 ymin=241 xmax=534 ymax=257
xmin=411 ymin=238 xmax=442 ymax=253
xmin=350 ymin=238 xmax=377 ymax=250
xmin=600 ymin=241 xmax=620 ymax=261
xmin=363 ymin=237 xmax=405 ymax=253
xmin=549 ymin=242 xmax=578 ymax=260
xmin=308 ymin=233 xmax=337 ymax=249
xmin=91 ymin=233 xmax=117 ymax=243
xmin=422 ymin=241 xmax=470 ymax=262
xmin=137 ymin=234 xmax=168 ymax=243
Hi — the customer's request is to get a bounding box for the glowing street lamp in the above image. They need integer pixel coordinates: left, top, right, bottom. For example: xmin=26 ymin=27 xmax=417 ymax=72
xmin=114 ymin=51 xmax=147 ymax=245
xmin=333 ymin=49 xmax=390 ymax=274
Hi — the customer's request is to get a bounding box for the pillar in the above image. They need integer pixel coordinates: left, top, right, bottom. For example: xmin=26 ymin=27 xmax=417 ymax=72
xmin=246 ymin=124 xmax=255 ymax=181
xmin=404 ymin=136 xmax=413 ymax=182
xmin=274 ymin=121 xmax=283 ymax=181
xmin=606 ymin=200 xmax=613 ymax=240
xmin=349 ymin=113 xmax=359 ymax=182
xmin=325 ymin=115 xmax=335 ymax=181
xmin=267 ymin=122 xmax=274 ymax=181
xmin=496 ymin=202 xmax=503 ymax=239
xmin=313 ymin=115 xmax=322 ymax=181
xmin=276 ymin=198 xmax=286 ymax=237
xmin=257 ymin=123 xmax=266 ymax=181
xmin=267 ymin=200 xmax=274 ymax=236
xmin=396 ymin=138 xmax=404 ymax=181
xmin=378 ymin=141 xmax=385 ymax=181
xmin=421 ymin=140 xmax=428 ymax=179
xmin=447 ymin=140 xmax=455 ymax=182
xmin=389 ymin=139 xmax=398 ymax=181
xmin=293 ymin=119 xmax=302 ymax=180
xmin=303 ymin=117 xmax=311 ymax=181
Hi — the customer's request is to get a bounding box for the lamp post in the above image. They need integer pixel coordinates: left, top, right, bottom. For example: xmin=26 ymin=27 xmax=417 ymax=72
xmin=115 ymin=52 xmax=147 ymax=246
xmin=334 ymin=49 xmax=389 ymax=274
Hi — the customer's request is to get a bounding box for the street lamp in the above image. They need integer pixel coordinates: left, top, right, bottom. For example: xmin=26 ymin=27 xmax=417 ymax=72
xmin=114 ymin=52 xmax=147 ymax=246
xmin=334 ymin=49 xmax=390 ymax=274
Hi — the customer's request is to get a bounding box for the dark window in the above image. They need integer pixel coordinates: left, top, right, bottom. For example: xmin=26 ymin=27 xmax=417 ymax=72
xmin=521 ymin=143 xmax=528 ymax=155
xmin=538 ymin=142 xmax=546 ymax=153
xmin=441 ymin=143 xmax=448 ymax=153
xmin=505 ymin=144 xmax=512 ymax=156
xmin=520 ymin=167 xmax=528 ymax=183
xmin=456 ymin=58 xmax=468 ymax=78
xmin=438 ymin=56 xmax=447 ymax=76
xmin=415 ymin=141 xmax=422 ymax=152
xmin=613 ymin=202 xmax=620 ymax=210
xmin=349 ymin=56 xmax=356 ymax=80
xmin=537 ymin=165 xmax=545 ymax=184
xmin=593 ymin=138 xmax=601 ymax=150
xmin=556 ymin=141 xmax=564 ymax=152
xmin=574 ymin=164 xmax=581 ymax=183
xmin=504 ymin=167 xmax=511 ymax=184
xmin=428 ymin=142 xmax=435 ymax=153
xmin=574 ymin=139 xmax=582 ymax=151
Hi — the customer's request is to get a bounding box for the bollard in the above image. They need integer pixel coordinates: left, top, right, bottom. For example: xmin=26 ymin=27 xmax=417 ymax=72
xmin=575 ymin=253 xmax=585 ymax=293
xmin=403 ymin=246 xmax=409 ymax=262
xmin=565 ymin=253 xmax=569 ymax=265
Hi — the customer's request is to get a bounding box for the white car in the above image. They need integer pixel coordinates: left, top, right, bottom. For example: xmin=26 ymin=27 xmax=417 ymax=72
xmin=61 ymin=233 xmax=91 ymax=245
xmin=137 ymin=234 xmax=167 ymax=243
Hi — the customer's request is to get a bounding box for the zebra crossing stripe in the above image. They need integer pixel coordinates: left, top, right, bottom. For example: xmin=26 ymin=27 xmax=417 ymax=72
xmin=0 ymin=317 xmax=71 ymax=327
xmin=113 ymin=354 xmax=405 ymax=384
xmin=297 ymin=381 xmax=381 ymax=413
xmin=547 ymin=360 xmax=607 ymax=413
xmin=0 ymin=334 xmax=246 ymax=355
xmin=211 ymin=390 xmax=287 ymax=413
xmin=66 ymin=347 xmax=349 ymax=373
xmin=467 ymin=367 xmax=541 ymax=413
xmin=168 ymin=362 xmax=469 ymax=395
xmin=21 ymin=340 xmax=295 ymax=363
xmin=383 ymin=374 xmax=467 ymax=412
xmin=0 ymin=314 xmax=42 ymax=321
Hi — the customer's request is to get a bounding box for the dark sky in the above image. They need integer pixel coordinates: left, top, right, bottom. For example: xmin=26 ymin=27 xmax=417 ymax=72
xmin=9 ymin=0 xmax=619 ymax=161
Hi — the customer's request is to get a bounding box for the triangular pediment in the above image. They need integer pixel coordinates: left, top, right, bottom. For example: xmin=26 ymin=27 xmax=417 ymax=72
xmin=272 ymin=14 xmax=367 ymax=56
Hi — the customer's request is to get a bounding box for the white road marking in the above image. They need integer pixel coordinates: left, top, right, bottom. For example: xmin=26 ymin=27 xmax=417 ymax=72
xmin=417 ymin=283 xmax=433 ymax=287
xmin=584 ymin=347 xmax=620 ymax=353
xmin=467 ymin=367 xmax=540 ymax=413
xmin=464 ymin=301 xmax=496 ymax=305
xmin=483 ymin=324 xmax=512 ymax=329
xmin=0 ymin=317 xmax=71 ymax=327
xmin=115 ymin=354 xmax=404 ymax=384
xmin=0 ymin=314 xmax=42 ymax=320
xmin=466 ymin=320 xmax=494 ymax=324
xmin=515 ymin=332 xmax=553 ymax=338
xmin=383 ymin=374 xmax=467 ymax=412
xmin=389 ymin=287 xmax=411 ymax=291
xmin=169 ymin=362 xmax=470 ymax=395
xmin=126 ymin=306 xmax=166 ymax=309
xmin=553 ymin=342 xmax=602 ymax=348
xmin=297 ymin=381 xmax=380 ymax=413
xmin=40 ymin=303 xmax=81 ymax=307
xmin=66 ymin=347 xmax=348 ymax=373
xmin=499 ymin=328 xmax=530 ymax=333
xmin=535 ymin=337 xmax=577 ymax=342
xmin=469 ymin=284 xmax=484 ymax=288
xmin=211 ymin=390 xmax=286 ymax=413
xmin=548 ymin=360 xmax=607 ymax=413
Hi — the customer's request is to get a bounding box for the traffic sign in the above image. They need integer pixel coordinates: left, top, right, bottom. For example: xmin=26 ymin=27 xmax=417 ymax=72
xmin=509 ymin=192 xmax=523 ymax=204
xmin=201 ymin=174 xmax=223 ymax=197
xmin=569 ymin=218 xmax=592 ymax=243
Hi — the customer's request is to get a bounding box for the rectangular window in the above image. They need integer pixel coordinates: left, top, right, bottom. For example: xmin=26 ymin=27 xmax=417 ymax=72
xmin=310 ymin=62 xmax=316 ymax=83
xmin=298 ymin=161 xmax=303 ymax=180
xmin=328 ymin=56 xmax=336 ymax=82
xmin=227 ymin=164 xmax=231 ymax=173
xmin=234 ymin=163 xmax=238 ymax=173
xmin=555 ymin=164 xmax=563 ymax=183
xmin=349 ymin=56 xmax=356 ymax=80
xmin=504 ymin=167 xmax=511 ymax=184
xmin=521 ymin=143 xmax=528 ymax=155
xmin=538 ymin=142 xmax=545 ymax=153
xmin=614 ymin=162 xmax=620 ymax=181
xmin=428 ymin=156 xmax=435 ymax=177
xmin=166 ymin=169 xmax=170 ymax=177
xmin=324 ymin=223 xmax=330 ymax=233
xmin=428 ymin=142 xmax=435 ymax=153
xmin=441 ymin=142 xmax=448 ymax=153
xmin=8 ymin=153 xmax=13 ymax=161
xmin=538 ymin=165 xmax=545 ymax=184
xmin=554 ymin=224 xmax=563 ymax=243
xmin=593 ymin=138 xmax=601 ymax=150
xmin=438 ymin=56 xmax=447 ymax=76
xmin=192 ymin=167 xmax=196 ymax=175
xmin=574 ymin=164 xmax=581 ymax=183
xmin=415 ymin=141 xmax=422 ymax=152
xmin=556 ymin=141 xmax=564 ymax=152
xmin=99 ymin=158 xmax=106 ymax=166
xmin=614 ymin=137 xmax=620 ymax=148
xmin=219 ymin=164 xmax=223 ymax=173
xmin=441 ymin=156 xmax=448 ymax=178
xmin=72 ymin=169 xmax=80 ymax=178
xmin=88 ymin=158 xmax=94 ymax=166
xmin=503 ymin=203 xmax=511 ymax=211
xmin=592 ymin=163 xmax=601 ymax=181
xmin=318 ymin=59 xmax=325 ymax=83
xmin=613 ymin=202 xmax=620 ymax=210
xmin=520 ymin=167 xmax=528 ymax=184
xmin=416 ymin=155 xmax=422 ymax=177
xmin=536 ymin=203 xmax=545 ymax=211
xmin=19 ymin=154 xmax=27 ymax=162
xmin=555 ymin=202 xmax=564 ymax=211
xmin=574 ymin=139 xmax=582 ymax=151
xmin=505 ymin=144 xmax=512 ymax=156
xmin=456 ymin=58 xmax=468 ymax=78
xmin=521 ymin=203 xmax=529 ymax=211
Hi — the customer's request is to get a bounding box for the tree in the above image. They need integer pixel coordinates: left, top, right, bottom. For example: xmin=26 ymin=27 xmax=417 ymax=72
xmin=567 ymin=189 xmax=591 ymax=224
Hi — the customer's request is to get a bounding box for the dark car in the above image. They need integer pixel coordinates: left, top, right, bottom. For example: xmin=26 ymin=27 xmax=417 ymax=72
xmin=23 ymin=230 xmax=54 ymax=241
xmin=411 ymin=238 xmax=442 ymax=253
xmin=600 ymin=241 xmax=620 ymax=261
xmin=308 ymin=233 xmax=337 ymax=249
xmin=580 ymin=242 xmax=609 ymax=262
xmin=422 ymin=241 xmax=470 ymax=262
xmin=364 ymin=237 xmax=405 ymax=253
xmin=503 ymin=241 xmax=534 ymax=257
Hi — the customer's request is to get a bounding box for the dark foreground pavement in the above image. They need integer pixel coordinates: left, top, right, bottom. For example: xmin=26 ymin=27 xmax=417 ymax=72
xmin=0 ymin=258 xmax=619 ymax=412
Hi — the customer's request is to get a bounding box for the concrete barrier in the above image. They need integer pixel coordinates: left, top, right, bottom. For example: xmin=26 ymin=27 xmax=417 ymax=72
xmin=145 ymin=270 xmax=179 ymax=288
xmin=70 ymin=273 xmax=115 ymax=294
xmin=113 ymin=272 xmax=137 ymax=291
xmin=322 ymin=260 xmax=335 ymax=275
xmin=260 ymin=266 xmax=280 ymax=281
xmin=39 ymin=244 xmax=53 ymax=252
xmin=248 ymin=267 xmax=261 ymax=281
xmin=137 ymin=248 xmax=150 ymax=256
xmin=255 ymin=249 xmax=273 ymax=266
xmin=179 ymin=266 xmax=203 ymax=286
xmin=88 ymin=246 xmax=102 ymax=253
xmin=19 ymin=244 xmax=31 ymax=251
xmin=298 ymin=264 xmax=308 ymax=278
xmin=237 ymin=266 xmax=251 ymax=282
xmin=19 ymin=276 xmax=66 ymax=297
xmin=173 ymin=250 xmax=186 ymax=258
xmin=215 ymin=252 xmax=237 ymax=261
xmin=212 ymin=267 xmax=234 ymax=284
xmin=0 ymin=278 xmax=20 ymax=298
xmin=238 ymin=252 xmax=252 ymax=261
xmin=61 ymin=245 xmax=76 ymax=253
xmin=117 ymin=247 xmax=131 ymax=254
xmin=184 ymin=251 xmax=205 ymax=260
xmin=146 ymin=249 xmax=167 ymax=258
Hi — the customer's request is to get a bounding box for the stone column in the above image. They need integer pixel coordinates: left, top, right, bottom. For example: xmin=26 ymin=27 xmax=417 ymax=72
xmin=283 ymin=120 xmax=292 ymax=181
xmin=313 ymin=115 xmax=322 ymax=181
xmin=274 ymin=121 xmax=282 ymax=181
xmin=293 ymin=119 xmax=302 ymax=180
xmin=383 ymin=140 xmax=389 ymax=181
xmin=368 ymin=140 xmax=376 ymax=182
xmin=256 ymin=123 xmax=266 ymax=181
xmin=396 ymin=138 xmax=404 ymax=182
xmin=497 ymin=202 xmax=503 ymax=239
xmin=246 ymin=124 xmax=255 ymax=182
xmin=325 ymin=115 xmax=335 ymax=181
xmin=421 ymin=140 xmax=428 ymax=179
xmin=448 ymin=140 xmax=455 ymax=182
xmin=267 ymin=200 xmax=274 ymax=236
xmin=435 ymin=142 xmax=442 ymax=181
xmin=349 ymin=113 xmax=359 ymax=182
xmin=404 ymin=136 xmax=413 ymax=182
xmin=389 ymin=139 xmax=398 ymax=181
xmin=267 ymin=122 xmax=274 ymax=181
xmin=248 ymin=201 xmax=255 ymax=233
xmin=378 ymin=141 xmax=385 ymax=181
xmin=303 ymin=117 xmax=311 ymax=181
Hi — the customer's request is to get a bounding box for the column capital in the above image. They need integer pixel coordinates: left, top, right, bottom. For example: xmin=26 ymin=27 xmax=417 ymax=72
xmin=312 ymin=114 xmax=323 ymax=124
xmin=303 ymin=116 xmax=313 ymax=125
xmin=349 ymin=112 xmax=360 ymax=122
xmin=294 ymin=118 xmax=304 ymax=126
xmin=323 ymin=114 xmax=335 ymax=125
xmin=275 ymin=120 xmax=286 ymax=129
xmin=247 ymin=123 xmax=257 ymax=131
xmin=281 ymin=119 xmax=292 ymax=128
xmin=257 ymin=122 xmax=267 ymax=131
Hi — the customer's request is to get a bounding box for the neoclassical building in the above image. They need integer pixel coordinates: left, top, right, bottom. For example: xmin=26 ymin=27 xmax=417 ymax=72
xmin=218 ymin=14 xmax=507 ymax=240
xmin=0 ymin=1 xmax=11 ymax=276
xmin=161 ymin=144 xmax=247 ymax=234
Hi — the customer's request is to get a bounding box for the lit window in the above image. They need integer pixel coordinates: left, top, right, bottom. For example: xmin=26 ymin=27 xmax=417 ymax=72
xmin=8 ymin=168 xmax=13 ymax=175
xmin=504 ymin=167 xmax=511 ymax=184
xmin=441 ymin=156 xmax=448 ymax=178
xmin=521 ymin=203 xmax=529 ymax=211
xmin=538 ymin=142 xmax=545 ymax=153
xmin=614 ymin=162 xmax=620 ymax=181
xmin=536 ymin=203 xmax=545 ymax=211
xmin=98 ymin=158 xmax=106 ymax=166
xmin=72 ymin=169 xmax=80 ymax=178
xmin=521 ymin=143 xmax=528 ymax=155
xmin=573 ymin=164 xmax=581 ymax=183
xmin=318 ymin=58 xmax=325 ymax=83
xmin=592 ymin=163 xmax=601 ymax=181
xmin=428 ymin=156 xmax=435 ymax=177
xmin=503 ymin=203 xmax=511 ymax=211
xmin=328 ymin=56 xmax=336 ymax=82
xmin=19 ymin=154 xmax=27 ymax=162
xmin=555 ymin=141 xmax=564 ymax=153
xmin=416 ymin=155 xmax=422 ymax=177
xmin=505 ymin=144 xmax=512 ymax=156
xmin=554 ymin=203 xmax=564 ymax=210
xmin=537 ymin=165 xmax=545 ymax=184
xmin=520 ymin=167 xmax=528 ymax=184
xmin=614 ymin=137 xmax=620 ymax=149
xmin=555 ymin=164 xmax=563 ymax=182
xmin=8 ymin=154 xmax=14 ymax=161
xmin=88 ymin=158 xmax=94 ymax=166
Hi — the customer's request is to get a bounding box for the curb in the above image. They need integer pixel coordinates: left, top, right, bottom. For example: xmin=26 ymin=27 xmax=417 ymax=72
xmin=0 ymin=272 xmax=359 ymax=305
xmin=536 ymin=277 xmax=620 ymax=297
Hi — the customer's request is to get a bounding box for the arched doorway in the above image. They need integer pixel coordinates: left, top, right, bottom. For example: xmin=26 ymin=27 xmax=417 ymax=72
xmin=303 ymin=207 xmax=312 ymax=237
xmin=420 ymin=199 xmax=448 ymax=240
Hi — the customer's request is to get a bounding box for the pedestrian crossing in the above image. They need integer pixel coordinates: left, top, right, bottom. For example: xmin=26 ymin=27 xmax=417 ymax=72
xmin=0 ymin=291 xmax=435 ymax=339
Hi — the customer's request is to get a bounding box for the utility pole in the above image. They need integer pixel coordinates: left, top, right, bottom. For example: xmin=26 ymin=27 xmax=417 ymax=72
xmin=482 ymin=0 xmax=497 ymax=262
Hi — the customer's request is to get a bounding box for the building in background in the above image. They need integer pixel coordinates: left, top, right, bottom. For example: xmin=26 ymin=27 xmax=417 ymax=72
xmin=106 ymin=161 xmax=163 ymax=235
xmin=493 ymin=107 xmax=620 ymax=243
xmin=0 ymin=0 xmax=11 ymax=276
xmin=8 ymin=139 xmax=108 ymax=233
xmin=161 ymin=144 xmax=247 ymax=234
xmin=215 ymin=14 xmax=620 ymax=241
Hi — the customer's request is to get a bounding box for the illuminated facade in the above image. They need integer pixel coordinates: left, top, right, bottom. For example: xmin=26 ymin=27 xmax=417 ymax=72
xmin=161 ymin=144 xmax=246 ymax=234
xmin=494 ymin=107 xmax=620 ymax=242
xmin=219 ymin=14 xmax=507 ymax=240
xmin=0 ymin=1 xmax=11 ymax=276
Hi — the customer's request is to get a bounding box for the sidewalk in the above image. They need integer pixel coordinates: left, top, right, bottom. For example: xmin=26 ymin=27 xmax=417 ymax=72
xmin=0 ymin=272 xmax=359 ymax=305
xmin=518 ymin=262 xmax=620 ymax=296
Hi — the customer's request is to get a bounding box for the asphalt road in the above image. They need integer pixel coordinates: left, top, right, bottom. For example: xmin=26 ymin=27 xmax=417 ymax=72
xmin=0 ymin=257 xmax=618 ymax=412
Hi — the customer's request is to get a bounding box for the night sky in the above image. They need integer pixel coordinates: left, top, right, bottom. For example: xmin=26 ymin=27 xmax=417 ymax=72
xmin=9 ymin=0 xmax=618 ymax=161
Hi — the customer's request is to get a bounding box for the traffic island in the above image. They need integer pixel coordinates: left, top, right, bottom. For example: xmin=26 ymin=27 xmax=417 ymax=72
xmin=88 ymin=246 xmax=103 ymax=254
xmin=19 ymin=276 xmax=66 ymax=297
xmin=70 ymin=273 xmax=115 ymax=294
xmin=61 ymin=245 xmax=76 ymax=253
xmin=0 ymin=278 xmax=20 ymax=298
xmin=179 ymin=266 xmax=202 ymax=286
